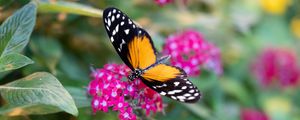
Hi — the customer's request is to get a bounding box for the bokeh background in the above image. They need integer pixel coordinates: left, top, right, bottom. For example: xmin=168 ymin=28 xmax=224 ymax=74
xmin=1 ymin=0 xmax=300 ymax=120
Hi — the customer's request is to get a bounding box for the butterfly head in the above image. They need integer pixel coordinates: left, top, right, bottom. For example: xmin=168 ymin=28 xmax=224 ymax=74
xmin=128 ymin=69 xmax=143 ymax=81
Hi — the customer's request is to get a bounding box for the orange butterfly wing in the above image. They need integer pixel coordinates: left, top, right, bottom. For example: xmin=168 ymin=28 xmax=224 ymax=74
xmin=127 ymin=35 xmax=156 ymax=70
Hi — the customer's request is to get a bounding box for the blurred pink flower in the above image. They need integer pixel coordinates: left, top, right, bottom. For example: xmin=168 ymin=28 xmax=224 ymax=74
xmin=154 ymin=0 xmax=189 ymax=6
xmin=162 ymin=29 xmax=223 ymax=76
xmin=241 ymin=108 xmax=269 ymax=120
xmin=251 ymin=48 xmax=300 ymax=88
xmin=87 ymin=63 xmax=164 ymax=120
xmin=154 ymin=0 xmax=173 ymax=6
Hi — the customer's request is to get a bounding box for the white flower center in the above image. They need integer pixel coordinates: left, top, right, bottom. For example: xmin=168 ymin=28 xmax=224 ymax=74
xmin=118 ymin=103 xmax=123 ymax=108
xmin=104 ymin=84 xmax=110 ymax=88
xmin=93 ymin=100 xmax=99 ymax=106
xmin=146 ymin=104 xmax=150 ymax=109
xmin=159 ymin=0 xmax=167 ymax=3
xmin=97 ymin=72 xmax=104 ymax=77
xmin=123 ymin=112 xmax=129 ymax=118
xmin=107 ymin=75 xmax=112 ymax=80
xmin=127 ymin=86 xmax=133 ymax=91
xmin=184 ymin=66 xmax=191 ymax=74
xmin=116 ymin=84 xmax=121 ymax=88
xmin=170 ymin=43 xmax=177 ymax=49
xmin=111 ymin=91 xmax=117 ymax=97
xmin=96 ymin=85 xmax=99 ymax=91
xmin=101 ymin=101 xmax=107 ymax=106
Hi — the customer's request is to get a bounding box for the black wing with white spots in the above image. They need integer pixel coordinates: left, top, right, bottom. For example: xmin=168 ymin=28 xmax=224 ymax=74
xmin=140 ymin=66 xmax=201 ymax=103
xmin=103 ymin=7 xmax=157 ymax=70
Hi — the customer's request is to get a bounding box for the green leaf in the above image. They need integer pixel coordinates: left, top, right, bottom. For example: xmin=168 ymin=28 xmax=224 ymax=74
xmin=37 ymin=0 xmax=102 ymax=18
xmin=0 ymin=2 xmax=36 ymax=56
xmin=30 ymin=37 xmax=62 ymax=74
xmin=182 ymin=104 xmax=212 ymax=119
xmin=0 ymin=72 xmax=78 ymax=116
xmin=254 ymin=15 xmax=293 ymax=47
xmin=0 ymin=53 xmax=33 ymax=72
xmin=65 ymin=87 xmax=91 ymax=108
xmin=220 ymin=77 xmax=251 ymax=106
xmin=58 ymin=52 xmax=89 ymax=81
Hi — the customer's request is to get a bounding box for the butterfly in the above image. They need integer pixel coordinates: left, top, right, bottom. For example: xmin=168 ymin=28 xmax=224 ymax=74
xmin=102 ymin=7 xmax=201 ymax=103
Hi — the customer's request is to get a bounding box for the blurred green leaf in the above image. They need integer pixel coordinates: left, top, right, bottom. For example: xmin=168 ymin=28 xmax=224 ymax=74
xmin=0 ymin=53 xmax=33 ymax=72
xmin=151 ymin=33 xmax=165 ymax=52
xmin=182 ymin=104 xmax=213 ymax=119
xmin=192 ymin=71 xmax=218 ymax=91
xmin=220 ymin=77 xmax=251 ymax=106
xmin=0 ymin=0 xmax=14 ymax=7
xmin=37 ymin=0 xmax=102 ymax=18
xmin=254 ymin=15 xmax=293 ymax=47
xmin=229 ymin=0 xmax=261 ymax=33
xmin=0 ymin=2 xmax=36 ymax=56
xmin=0 ymin=72 xmax=78 ymax=116
xmin=30 ymin=37 xmax=62 ymax=74
xmin=58 ymin=52 xmax=89 ymax=81
xmin=0 ymin=115 xmax=29 ymax=120
xmin=65 ymin=86 xmax=90 ymax=108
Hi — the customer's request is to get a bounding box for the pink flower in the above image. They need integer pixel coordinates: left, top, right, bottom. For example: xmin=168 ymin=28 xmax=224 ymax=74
xmin=88 ymin=63 xmax=164 ymax=119
xmin=154 ymin=0 xmax=173 ymax=6
xmin=119 ymin=107 xmax=137 ymax=120
xmin=92 ymin=97 xmax=110 ymax=113
xmin=162 ymin=29 xmax=223 ymax=76
xmin=91 ymin=96 xmax=100 ymax=113
xmin=87 ymin=79 xmax=99 ymax=96
xmin=125 ymin=84 xmax=136 ymax=96
xmin=251 ymin=48 xmax=300 ymax=88
xmin=141 ymin=100 xmax=157 ymax=116
xmin=241 ymin=108 xmax=269 ymax=120
xmin=113 ymin=97 xmax=129 ymax=112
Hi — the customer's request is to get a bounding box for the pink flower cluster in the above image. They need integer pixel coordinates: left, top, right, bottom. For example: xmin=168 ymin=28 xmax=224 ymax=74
xmin=162 ymin=29 xmax=222 ymax=77
xmin=241 ymin=108 xmax=269 ymax=120
xmin=251 ymin=48 xmax=300 ymax=88
xmin=154 ymin=0 xmax=188 ymax=6
xmin=87 ymin=64 xmax=163 ymax=120
xmin=154 ymin=0 xmax=173 ymax=6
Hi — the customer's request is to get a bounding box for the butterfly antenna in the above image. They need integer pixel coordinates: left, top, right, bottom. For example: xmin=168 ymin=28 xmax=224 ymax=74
xmin=158 ymin=55 xmax=171 ymax=64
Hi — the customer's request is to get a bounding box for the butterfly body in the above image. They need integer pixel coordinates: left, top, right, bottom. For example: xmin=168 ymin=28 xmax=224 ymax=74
xmin=128 ymin=69 xmax=143 ymax=80
xmin=103 ymin=7 xmax=201 ymax=103
xmin=128 ymin=55 xmax=171 ymax=81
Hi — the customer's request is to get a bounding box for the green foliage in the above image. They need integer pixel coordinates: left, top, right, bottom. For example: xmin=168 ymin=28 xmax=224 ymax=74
xmin=65 ymin=87 xmax=91 ymax=108
xmin=0 ymin=72 xmax=78 ymax=116
xmin=0 ymin=1 xmax=36 ymax=74
xmin=38 ymin=0 xmax=102 ymax=18
xmin=0 ymin=1 xmax=78 ymax=117
xmin=30 ymin=37 xmax=62 ymax=74
xmin=0 ymin=2 xmax=36 ymax=56
xmin=1 ymin=0 xmax=300 ymax=120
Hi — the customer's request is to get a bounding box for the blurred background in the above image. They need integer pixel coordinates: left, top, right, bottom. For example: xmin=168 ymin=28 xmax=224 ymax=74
xmin=1 ymin=0 xmax=300 ymax=120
